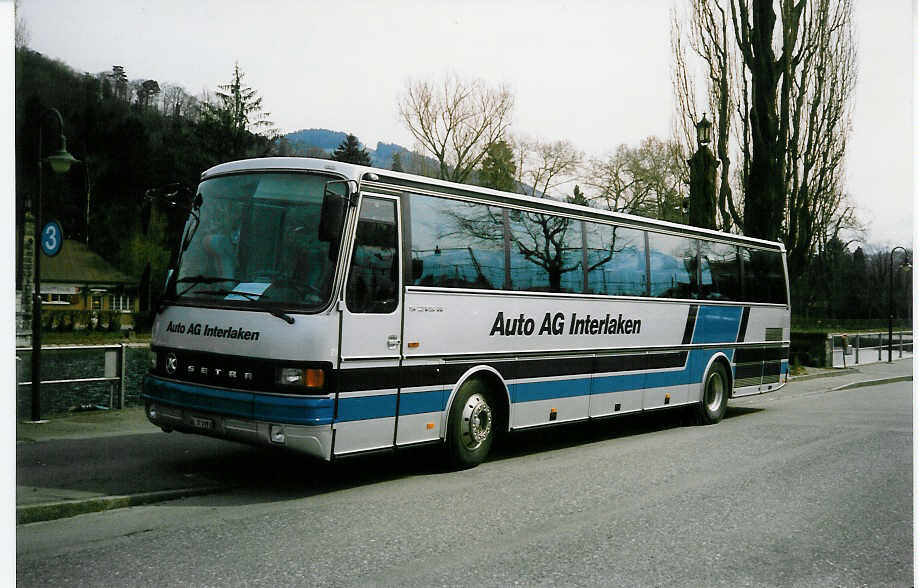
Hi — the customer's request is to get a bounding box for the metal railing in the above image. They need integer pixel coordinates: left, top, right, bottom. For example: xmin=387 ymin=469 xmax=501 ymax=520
xmin=830 ymin=331 xmax=913 ymax=368
xmin=15 ymin=344 xmax=130 ymax=415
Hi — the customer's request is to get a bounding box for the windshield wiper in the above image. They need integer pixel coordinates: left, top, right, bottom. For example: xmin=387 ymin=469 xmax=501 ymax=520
xmin=175 ymin=275 xmax=238 ymax=297
xmin=195 ymin=288 xmax=295 ymax=325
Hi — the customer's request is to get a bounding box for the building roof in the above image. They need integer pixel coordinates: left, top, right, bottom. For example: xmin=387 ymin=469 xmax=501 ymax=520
xmin=41 ymin=240 xmax=136 ymax=285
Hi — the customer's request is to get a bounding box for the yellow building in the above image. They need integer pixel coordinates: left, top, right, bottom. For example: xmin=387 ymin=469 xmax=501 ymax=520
xmin=40 ymin=239 xmax=139 ymax=329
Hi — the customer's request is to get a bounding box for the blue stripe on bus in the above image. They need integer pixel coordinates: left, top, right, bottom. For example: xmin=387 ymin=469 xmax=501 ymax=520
xmin=143 ymin=375 xmax=253 ymax=418
xmin=692 ymin=305 xmax=744 ymax=344
xmin=512 ymin=378 xmax=590 ymax=403
xmin=337 ymin=394 xmax=398 ymax=422
xmin=253 ymin=394 xmax=334 ymax=426
xmin=331 ymin=345 xmax=773 ymax=421
xmin=398 ymin=389 xmax=448 ymax=415
xmin=142 ymin=375 xmax=335 ymax=425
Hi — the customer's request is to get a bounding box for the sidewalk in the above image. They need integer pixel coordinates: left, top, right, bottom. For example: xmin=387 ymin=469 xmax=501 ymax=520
xmin=16 ymin=358 xmax=914 ymax=524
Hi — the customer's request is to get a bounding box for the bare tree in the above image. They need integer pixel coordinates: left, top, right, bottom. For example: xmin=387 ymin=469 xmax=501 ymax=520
xmin=14 ymin=0 xmax=29 ymax=49
xmin=782 ymin=0 xmax=858 ymax=276
xmin=398 ymin=73 xmax=514 ymax=184
xmin=672 ymin=0 xmax=858 ymax=279
xmin=513 ymin=136 xmax=582 ymax=199
xmin=161 ymin=84 xmax=196 ymax=119
xmin=672 ymin=0 xmax=743 ymax=232
xmin=583 ymin=137 xmax=687 ymax=222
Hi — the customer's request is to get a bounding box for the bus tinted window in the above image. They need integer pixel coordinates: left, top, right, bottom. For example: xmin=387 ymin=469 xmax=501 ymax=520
xmin=648 ymin=233 xmax=697 ymax=299
xmin=741 ymin=248 xmax=787 ymax=304
xmin=408 ymin=194 xmax=505 ymax=290
xmin=699 ymin=241 xmax=740 ymax=301
xmin=346 ymin=197 xmax=399 ymax=313
xmin=584 ymin=222 xmax=647 ymax=296
xmin=508 ymin=211 xmax=583 ymax=293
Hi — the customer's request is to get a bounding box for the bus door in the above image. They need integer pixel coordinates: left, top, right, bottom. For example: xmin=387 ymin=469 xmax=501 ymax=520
xmin=335 ymin=195 xmax=403 ymax=455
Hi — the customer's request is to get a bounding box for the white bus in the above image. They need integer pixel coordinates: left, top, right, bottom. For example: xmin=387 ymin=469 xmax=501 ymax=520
xmin=143 ymin=157 xmax=790 ymax=467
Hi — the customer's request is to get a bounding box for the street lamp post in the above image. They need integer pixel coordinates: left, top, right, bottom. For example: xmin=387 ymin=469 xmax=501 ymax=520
xmin=686 ymin=114 xmax=717 ymax=229
xmin=887 ymin=246 xmax=911 ymax=363
xmin=30 ymin=108 xmax=79 ymax=422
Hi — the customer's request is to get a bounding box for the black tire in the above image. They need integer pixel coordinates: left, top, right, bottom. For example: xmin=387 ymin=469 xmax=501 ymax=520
xmin=445 ymin=379 xmax=495 ymax=469
xmin=695 ymin=361 xmax=729 ymax=425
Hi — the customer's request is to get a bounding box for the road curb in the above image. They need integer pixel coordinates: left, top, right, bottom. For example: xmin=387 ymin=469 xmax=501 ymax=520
xmin=831 ymin=375 xmax=913 ymax=392
xmin=16 ymin=485 xmax=229 ymax=525
xmin=788 ymin=368 xmax=859 ymax=382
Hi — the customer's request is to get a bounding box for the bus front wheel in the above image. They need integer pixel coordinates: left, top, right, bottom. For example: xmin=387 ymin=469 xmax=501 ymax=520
xmin=445 ymin=379 xmax=494 ymax=469
xmin=696 ymin=362 xmax=729 ymax=425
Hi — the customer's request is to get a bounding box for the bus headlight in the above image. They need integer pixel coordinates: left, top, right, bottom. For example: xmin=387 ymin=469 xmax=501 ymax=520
xmin=277 ymin=367 xmax=325 ymax=390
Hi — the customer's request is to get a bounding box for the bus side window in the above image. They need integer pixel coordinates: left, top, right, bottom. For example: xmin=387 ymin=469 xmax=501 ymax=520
xmin=699 ymin=242 xmax=740 ymax=301
xmin=346 ymin=198 xmax=399 ymax=314
xmin=648 ymin=232 xmax=698 ymax=299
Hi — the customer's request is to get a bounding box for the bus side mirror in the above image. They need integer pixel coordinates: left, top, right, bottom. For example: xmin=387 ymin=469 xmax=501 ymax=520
xmin=318 ymin=188 xmax=348 ymax=242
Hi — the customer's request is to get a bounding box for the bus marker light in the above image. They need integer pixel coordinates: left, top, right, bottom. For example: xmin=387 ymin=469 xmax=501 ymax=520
xmin=549 ymin=408 xmax=557 ymax=421
xmin=664 ymin=393 xmax=670 ymax=405
xmin=408 ymin=341 xmax=420 ymax=348
xmin=278 ymin=367 xmax=325 ymax=389
xmin=304 ymin=368 xmax=325 ymax=388
xmin=426 ymin=423 xmax=435 ymax=430
xmin=270 ymin=424 xmax=286 ymax=444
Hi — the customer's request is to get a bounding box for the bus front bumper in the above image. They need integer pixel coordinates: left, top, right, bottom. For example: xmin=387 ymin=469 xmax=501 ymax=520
xmin=143 ymin=375 xmax=333 ymax=460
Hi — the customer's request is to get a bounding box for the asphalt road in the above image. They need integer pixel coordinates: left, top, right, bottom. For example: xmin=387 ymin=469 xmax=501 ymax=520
xmin=17 ymin=380 xmax=913 ymax=587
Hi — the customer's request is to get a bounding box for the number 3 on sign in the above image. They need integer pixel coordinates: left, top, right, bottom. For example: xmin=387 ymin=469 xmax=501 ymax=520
xmin=41 ymin=220 xmax=63 ymax=257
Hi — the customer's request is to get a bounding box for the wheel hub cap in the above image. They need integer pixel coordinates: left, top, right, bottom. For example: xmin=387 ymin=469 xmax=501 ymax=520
xmin=706 ymin=372 xmax=724 ymax=413
xmin=461 ymin=393 xmax=492 ymax=450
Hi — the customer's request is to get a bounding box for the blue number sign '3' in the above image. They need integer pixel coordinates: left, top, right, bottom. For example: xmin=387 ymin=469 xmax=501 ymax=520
xmin=41 ymin=220 xmax=63 ymax=257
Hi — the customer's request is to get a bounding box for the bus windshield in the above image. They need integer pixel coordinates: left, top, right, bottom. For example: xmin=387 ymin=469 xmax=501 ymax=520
xmin=174 ymin=172 xmax=347 ymax=311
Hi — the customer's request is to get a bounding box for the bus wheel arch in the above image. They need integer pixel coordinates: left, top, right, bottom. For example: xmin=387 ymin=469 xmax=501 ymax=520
xmin=695 ymin=354 xmax=732 ymax=425
xmin=442 ymin=366 xmax=510 ymax=468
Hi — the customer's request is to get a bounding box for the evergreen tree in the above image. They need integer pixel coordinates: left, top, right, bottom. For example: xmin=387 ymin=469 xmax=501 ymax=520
xmin=478 ymin=140 xmax=516 ymax=192
xmin=567 ymin=184 xmax=588 ymax=206
xmin=203 ymin=62 xmax=275 ymax=160
xmin=331 ymin=133 xmax=371 ymax=165
xmin=391 ymin=151 xmax=403 ymax=172
xmin=110 ymin=65 xmax=128 ymax=102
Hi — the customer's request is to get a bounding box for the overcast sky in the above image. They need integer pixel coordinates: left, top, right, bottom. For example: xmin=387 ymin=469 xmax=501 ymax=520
xmin=16 ymin=0 xmax=914 ymax=248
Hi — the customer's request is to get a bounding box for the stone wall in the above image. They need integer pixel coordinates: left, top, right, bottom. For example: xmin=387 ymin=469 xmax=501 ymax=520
xmin=16 ymin=344 xmax=153 ymax=419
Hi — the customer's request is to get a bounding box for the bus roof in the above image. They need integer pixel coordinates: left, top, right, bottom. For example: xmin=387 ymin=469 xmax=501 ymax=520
xmin=202 ymin=157 xmax=785 ymax=252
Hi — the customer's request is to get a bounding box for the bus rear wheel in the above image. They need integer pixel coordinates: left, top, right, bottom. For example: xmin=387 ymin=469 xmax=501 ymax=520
xmin=696 ymin=362 xmax=729 ymax=425
xmin=445 ymin=379 xmax=494 ymax=469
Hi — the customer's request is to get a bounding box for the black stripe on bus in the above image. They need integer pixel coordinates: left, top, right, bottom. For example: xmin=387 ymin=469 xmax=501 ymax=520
xmin=338 ymin=366 xmax=402 ymax=393
xmin=733 ymin=346 xmax=789 ymax=364
xmin=737 ymin=307 xmax=750 ymax=342
xmin=338 ymin=351 xmax=688 ymax=393
xmin=682 ymin=305 xmax=699 ymax=344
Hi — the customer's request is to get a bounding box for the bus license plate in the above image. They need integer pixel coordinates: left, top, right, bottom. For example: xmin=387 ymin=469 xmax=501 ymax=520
xmin=191 ymin=416 xmax=214 ymax=430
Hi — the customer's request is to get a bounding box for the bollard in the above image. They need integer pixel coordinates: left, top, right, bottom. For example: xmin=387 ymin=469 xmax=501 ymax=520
xmin=855 ymin=334 xmax=860 ymax=364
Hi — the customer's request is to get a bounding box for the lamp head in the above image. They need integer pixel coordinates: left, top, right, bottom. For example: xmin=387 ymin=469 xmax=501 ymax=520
xmin=696 ymin=113 xmax=712 ymax=146
xmin=46 ymin=135 xmax=79 ymax=174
